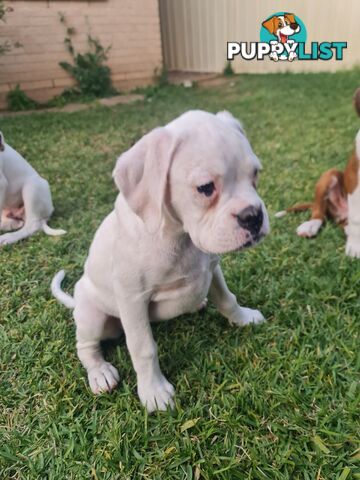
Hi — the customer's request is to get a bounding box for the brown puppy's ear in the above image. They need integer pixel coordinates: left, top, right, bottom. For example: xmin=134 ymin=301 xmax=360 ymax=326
xmin=354 ymin=88 xmax=360 ymax=117
xmin=0 ymin=132 xmax=5 ymax=152
xmin=113 ymin=127 xmax=178 ymax=232
xmin=284 ymin=13 xmax=296 ymax=24
xmin=262 ymin=16 xmax=278 ymax=35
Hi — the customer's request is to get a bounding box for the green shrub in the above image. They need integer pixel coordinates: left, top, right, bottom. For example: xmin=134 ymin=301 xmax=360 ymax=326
xmin=223 ymin=61 xmax=235 ymax=76
xmin=154 ymin=66 xmax=169 ymax=87
xmin=6 ymin=85 xmax=39 ymax=111
xmin=45 ymin=88 xmax=94 ymax=108
xmin=0 ymin=1 xmax=12 ymax=55
xmin=1 ymin=1 xmax=21 ymax=55
xmin=132 ymin=66 xmax=170 ymax=99
xmin=59 ymin=14 xmax=117 ymax=98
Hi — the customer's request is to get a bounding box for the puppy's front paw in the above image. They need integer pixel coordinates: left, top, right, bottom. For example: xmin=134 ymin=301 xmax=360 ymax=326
xmin=138 ymin=374 xmax=175 ymax=413
xmin=345 ymin=238 xmax=360 ymax=258
xmin=88 ymin=362 xmax=120 ymax=394
xmin=269 ymin=52 xmax=279 ymax=62
xmin=229 ymin=306 xmax=265 ymax=327
xmin=0 ymin=233 xmax=15 ymax=246
xmin=296 ymin=219 xmax=322 ymax=238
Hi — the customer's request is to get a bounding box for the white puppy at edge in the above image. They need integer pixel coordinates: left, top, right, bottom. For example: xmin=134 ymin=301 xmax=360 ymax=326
xmin=0 ymin=132 xmax=66 ymax=245
xmin=51 ymin=110 xmax=270 ymax=412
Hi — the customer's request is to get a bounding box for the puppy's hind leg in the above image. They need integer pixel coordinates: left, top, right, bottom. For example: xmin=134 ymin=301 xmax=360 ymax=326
xmin=296 ymin=218 xmax=323 ymax=238
xmin=1 ymin=207 xmax=25 ymax=232
xmin=25 ymin=177 xmax=65 ymax=235
xmin=74 ymin=285 xmax=120 ymax=394
xmin=209 ymin=265 xmax=265 ymax=327
xmin=31 ymin=177 xmax=66 ymax=236
xmin=296 ymin=169 xmax=340 ymax=238
xmin=0 ymin=215 xmax=24 ymax=232
xmin=0 ymin=220 xmax=40 ymax=245
xmin=0 ymin=178 xmax=61 ymax=245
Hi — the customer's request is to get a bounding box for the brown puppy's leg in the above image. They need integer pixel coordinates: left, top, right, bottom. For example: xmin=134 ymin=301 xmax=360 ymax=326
xmin=296 ymin=169 xmax=342 ymax=237
xmin=327 ymin=171 xmax=348 ymax=225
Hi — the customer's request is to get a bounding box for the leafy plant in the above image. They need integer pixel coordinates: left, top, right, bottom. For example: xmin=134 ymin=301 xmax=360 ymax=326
xmin=154 ymin=66 xmax=169 ymax=87
xmin=0 ymin=1 xmax=13 ymax=55
xmin=132 ymin=67 xmax=170 ymax=99
xmin=45 ymin=88 xmax=95 ymax=108
xmin=59 ymin=13 xmax=117 ymax=98
xmin=6 ymin=84 xmax=39 ymax=111
xmin=0 ymin=1 xmax=11 ymax=22
xmin=223 ymin=61 xmax=235 ymax=76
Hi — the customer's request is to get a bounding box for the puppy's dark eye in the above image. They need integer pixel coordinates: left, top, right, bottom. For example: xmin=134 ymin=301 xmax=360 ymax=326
xmin=197 ymin=182 xmax=215 ymax=197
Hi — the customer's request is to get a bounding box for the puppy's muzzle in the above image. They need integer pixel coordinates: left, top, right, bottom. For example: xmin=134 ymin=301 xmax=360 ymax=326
xmin=290 ymin=22 xmax=299 ymax=30
xmin=236 ymin=206 xmax=263 ymax=236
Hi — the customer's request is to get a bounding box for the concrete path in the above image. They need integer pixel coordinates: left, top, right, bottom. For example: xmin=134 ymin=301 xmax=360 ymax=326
xmin=0 ymin=94 xmax=144 ymax=117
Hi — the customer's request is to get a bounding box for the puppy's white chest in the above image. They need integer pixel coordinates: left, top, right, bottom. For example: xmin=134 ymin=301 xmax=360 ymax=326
xmin=151 ymin=250 xmax=218 ymax=311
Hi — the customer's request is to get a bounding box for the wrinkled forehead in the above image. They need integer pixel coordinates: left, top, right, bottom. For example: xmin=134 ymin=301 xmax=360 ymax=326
xmin=170 ymin=120 xmax=261 ymax=180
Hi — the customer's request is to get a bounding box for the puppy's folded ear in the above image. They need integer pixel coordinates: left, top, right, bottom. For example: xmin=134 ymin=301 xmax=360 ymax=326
xmin=262 ymin=16 xmax=277 ymax=35
xmin=216 ymin=111 xmax=245 ymax=135
xmin=113 ymin=127 xmax=177 ymax=232
xmin=284 ymin=13 xmax=296 ymax=24
xmin=0 ymin=132 xmax=5 ymax=152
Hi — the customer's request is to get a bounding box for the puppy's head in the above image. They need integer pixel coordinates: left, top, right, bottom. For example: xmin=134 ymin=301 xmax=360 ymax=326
xmin=113 ymin=110 xmax=269 ymax=254
xmin=0 ymin=132 xmax=5 ymax=152
xmin=262 ymin=13 xmax=300 ymax=42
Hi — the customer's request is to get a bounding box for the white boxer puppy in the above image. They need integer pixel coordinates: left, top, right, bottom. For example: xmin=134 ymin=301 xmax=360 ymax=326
xmin=0 ymin=132 xmax=66 ymax=245
xmin=51 ymin=110 xmax=269 ymax=412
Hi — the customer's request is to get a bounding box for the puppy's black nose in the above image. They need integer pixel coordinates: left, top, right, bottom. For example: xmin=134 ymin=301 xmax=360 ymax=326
xmin=237 ymin=206 xmax=263 ymax=236
xmin=290 ymin=22 xmax=298 ymax=30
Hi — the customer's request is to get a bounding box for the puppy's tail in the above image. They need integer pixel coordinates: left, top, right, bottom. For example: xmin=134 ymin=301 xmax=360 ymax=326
xmin=275 ymin=202 xmax=313 ymax=218
xmin=51 ymin=270 xmax=75 ymax=309
xmin=42 ymin=221 xmax=67 ymax=237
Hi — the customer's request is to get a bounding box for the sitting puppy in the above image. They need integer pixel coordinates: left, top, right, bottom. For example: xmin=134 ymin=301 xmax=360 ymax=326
xmin=0 ymin=132 xmax=66 ymax=245
xmin=51 ymin=110 xmax=269 ymax=412
xmin=275 ymin=88 xmax=360 ymax=257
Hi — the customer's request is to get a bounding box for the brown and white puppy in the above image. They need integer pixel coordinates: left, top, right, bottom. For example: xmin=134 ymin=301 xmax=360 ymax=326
xmin=275 ymin=88 xmax=360 ymax=257
xmin=262 ymin=13 xmax=300 ymax=61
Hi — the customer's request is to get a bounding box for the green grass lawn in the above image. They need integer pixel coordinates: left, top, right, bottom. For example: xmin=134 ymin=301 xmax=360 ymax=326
xmin=1 ymin=70 xmax=359 ymax=479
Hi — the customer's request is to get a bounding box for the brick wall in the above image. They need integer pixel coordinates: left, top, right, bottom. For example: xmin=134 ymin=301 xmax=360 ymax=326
xmin=0 ymin=0 xmax=163 ymax=109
